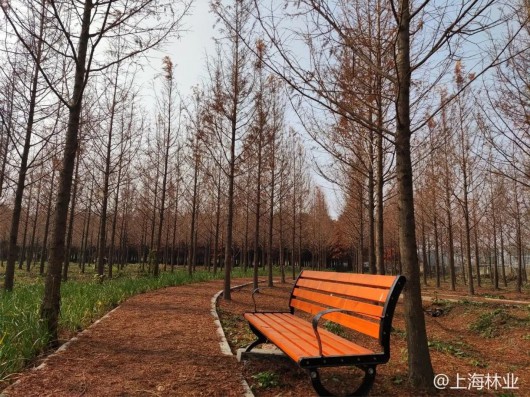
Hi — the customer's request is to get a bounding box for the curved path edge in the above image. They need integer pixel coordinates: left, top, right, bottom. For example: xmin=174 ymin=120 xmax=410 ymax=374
xmin=211 ymin=283 xmax=254 ymax=397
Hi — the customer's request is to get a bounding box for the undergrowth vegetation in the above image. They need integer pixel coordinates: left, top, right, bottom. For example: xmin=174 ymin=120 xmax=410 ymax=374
xmin=0 ymin=266 xmax=264 ymax=384
xmin=469 ymin=308 xmax=530 ymax=338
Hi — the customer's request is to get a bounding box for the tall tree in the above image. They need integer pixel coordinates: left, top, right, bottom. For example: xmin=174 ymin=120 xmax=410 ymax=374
xmin=208 ymin=0 xmax=254 ymax=300
xmin=154 ymin=56 xmax=180 ymax=277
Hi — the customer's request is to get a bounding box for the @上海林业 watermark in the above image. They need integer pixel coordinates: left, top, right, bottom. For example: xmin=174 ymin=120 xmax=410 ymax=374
xmin=433 ymin=373 xmax=519 ymax=391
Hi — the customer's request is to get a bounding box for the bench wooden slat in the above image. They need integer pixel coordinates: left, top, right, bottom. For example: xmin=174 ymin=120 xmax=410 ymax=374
xmin=290 ymin=298 xmax=380 ymax=339
xmin=292 ymin=288 xmax=384 ymax=318
xmin=301 ymin=270 xmax=396 ymax=288
xmin=260 ymin=313 xmax=346 ymax=357
xmin=295 ymin=278 xmax=389 ymax=303
xmin=245 ymin=313 xmax=312 ymax=360
xmin=245 ymin=312 xmax=374 ymax=361
xmin=269 ymin=313 xmax=366 ymax=357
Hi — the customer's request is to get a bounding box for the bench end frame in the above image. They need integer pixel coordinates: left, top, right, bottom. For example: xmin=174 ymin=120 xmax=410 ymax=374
xmin=379 ymin=275 xmax=406 ymax=360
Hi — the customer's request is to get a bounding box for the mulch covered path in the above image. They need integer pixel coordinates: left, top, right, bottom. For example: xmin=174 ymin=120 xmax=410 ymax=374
xmin=2 ymin=279 xmax=251 ymax=397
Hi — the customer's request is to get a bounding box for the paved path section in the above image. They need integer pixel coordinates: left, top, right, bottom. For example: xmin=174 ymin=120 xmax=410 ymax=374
xmin=2 ymin=279 xmax=249 ymax=397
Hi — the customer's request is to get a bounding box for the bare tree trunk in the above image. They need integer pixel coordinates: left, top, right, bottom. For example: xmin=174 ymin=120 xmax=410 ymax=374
xmin=358 ymin=180 xmax=365 ymax=273
xmin=80 ymin=182 xmax=94 ymax=274
xmin=500 ymin=226 xmax=507 ymax=287
xmin=108 ymin=134 xmax=126 ymax=277
xmin=97 ymin=65 xmax=122 ymax=277
xmin=444 ymin=187 xmax=456 ymax=290
xmin=375 ymin=60 xmax=385 ymax=276
xmin=223 ymin=127 xmax=236 ymax=300
xmin=188 ymin=152 xmax=199 ymax=276
xmin=279 ymin=164 xmax=285 ymax=283
xmin=252 ymin=128 xmax=263 ymax=290
xmin=62 ymin=150 xmax=80 ymax=281
xmin=434 ymin=214 xmax=440 ymax=288
xmin=241 ymin=173 xmax=250 ymax=272
xmin=40 ymin=167 xmax=56 ymax=275
xmin=0 ymin=78 xmax=14 ymax=200
xmin=367 ymin=164 xmax=376 ymax=274
xmin=291 ymin=157 xmax=297 ymax=280
xmin=473 ymin=207 xmax=481 ymax=287
xmin=118 ymin=181 xmax=130 ymax=270
xmin=514 ymin=180 xmax=523 ymax=293
xmin=492 ymin=201 xmax=499 ymax=289
xmin=395 ymin=0 xmax=434 ymax=387
xmin=140 ymin=217 xmax=147 ymax=271
xmin=78 ymin=204 xmax=89 ymax=272
xmin=170 ymin=176 xmax=180 ymax=272
xmin=3 ymin=3 xmax=45 ymax=290
xmin=19 ymin=184 xmax=33 ymax=271
xmin=421 ymin=218 xmax=428 ymax=286
xmin=267 ymin=130 xmax=276 ymax=287
xmin=298 ymin=194 xmax=302 ymax=272
xmin=26 ymin=175 xmax=43 ymax=272
xmin=462 ymin=189 xmax=474 ymax=295
xmin=41 ymin=0 xmax=92 ymax=345
xmin=213 ymin=168 xmax=221 ymax=274
xmin=149 ymin=163 xmax=160 ymax=272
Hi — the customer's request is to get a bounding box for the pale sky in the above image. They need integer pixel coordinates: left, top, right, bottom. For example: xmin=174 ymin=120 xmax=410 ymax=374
xmin=166 ymin=1 xmax=216 ymax=96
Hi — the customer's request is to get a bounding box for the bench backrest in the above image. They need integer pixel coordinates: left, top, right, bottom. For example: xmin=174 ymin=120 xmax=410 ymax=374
xmin=289 ymin=270 xmax=406 ymax=353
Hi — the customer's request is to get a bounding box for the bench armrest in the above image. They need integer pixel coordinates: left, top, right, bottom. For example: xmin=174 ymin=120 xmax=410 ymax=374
xmin=312 ymin=308 xmax=359 ymax=357
xmin=251 ymin=287 xmax=272 ymax=312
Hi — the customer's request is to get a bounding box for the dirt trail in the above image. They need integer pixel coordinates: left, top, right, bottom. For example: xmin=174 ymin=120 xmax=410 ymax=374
xmin=2 ymin=279 xmax=250 ymax=397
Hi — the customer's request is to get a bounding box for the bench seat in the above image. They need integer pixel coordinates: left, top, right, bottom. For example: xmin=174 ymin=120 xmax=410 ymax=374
xmin=245 ymin=312 xmax=375 ymax=365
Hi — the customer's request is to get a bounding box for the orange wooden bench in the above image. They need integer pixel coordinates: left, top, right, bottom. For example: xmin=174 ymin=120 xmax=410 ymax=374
xmin=244 ymin=270 xmax=406 ymax=396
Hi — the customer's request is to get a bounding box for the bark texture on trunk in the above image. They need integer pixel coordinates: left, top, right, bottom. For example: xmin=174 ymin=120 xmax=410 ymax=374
xmin=41 ymin=0 xmax=92 ymax=346
xmin=395 ymin=0 xmax=434 ymax=389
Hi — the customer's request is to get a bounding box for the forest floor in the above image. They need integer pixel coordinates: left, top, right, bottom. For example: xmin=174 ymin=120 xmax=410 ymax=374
xmin=1 ymin=275 xmax=529 ymax=397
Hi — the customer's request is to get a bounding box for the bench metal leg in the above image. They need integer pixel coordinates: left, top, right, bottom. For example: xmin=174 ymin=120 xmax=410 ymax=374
xmin=308 ymin=365 xmax=376 ymax=396
xmin=245 ymin=323 xmax=267 ymax=352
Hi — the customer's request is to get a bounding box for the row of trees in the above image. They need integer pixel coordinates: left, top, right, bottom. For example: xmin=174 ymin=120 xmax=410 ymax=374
xmin=0 ymin=78 xmax=329 ymax=280
xmin=0 ymin=0 xmax=340 ymax=342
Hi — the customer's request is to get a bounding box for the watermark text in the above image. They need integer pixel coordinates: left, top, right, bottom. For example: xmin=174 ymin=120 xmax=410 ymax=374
xmin=433 ymin=373 xmax=519 ymax=391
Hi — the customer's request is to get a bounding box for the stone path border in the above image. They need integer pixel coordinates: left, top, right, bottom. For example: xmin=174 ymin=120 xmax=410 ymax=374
xmin=211 ymin=282 xmax=254 ymax=397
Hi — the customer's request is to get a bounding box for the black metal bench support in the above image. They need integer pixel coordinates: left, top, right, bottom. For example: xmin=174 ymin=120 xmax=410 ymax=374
xmin=309 ymin=365 xmax=376 ymax=397
xmin=245 ymin=323 xmax=267 ymax=352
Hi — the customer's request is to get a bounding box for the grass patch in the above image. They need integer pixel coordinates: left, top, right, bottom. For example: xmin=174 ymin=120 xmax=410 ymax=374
xmin=469 ymin=309 xmax=529 ymax=338
xmin=432 ymin=299 xmax=455 ymax=314
xmin=252 ymin=371 xmax=280 ymax=388
xmin=458 ymin=298 xmax=484 ymax=307
xmin=391 ymin=374 xmax=405 ymax=385
xmin=468 ymin=358 xmax=488 ymax=368
xmin=391 ymin=327 xmax=406 ymax=339
xmin=0 ymin=265 xmax=275 ymax=384
xmin=323 ymin=321 xmax=347 ymax=338
xmin=482 ymin=293 xmax=506 ymax=300
xmin=428 ymin=339 xmax=470 ymax=358
xmin=0 ymin=283 xmax=48 ymax=383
